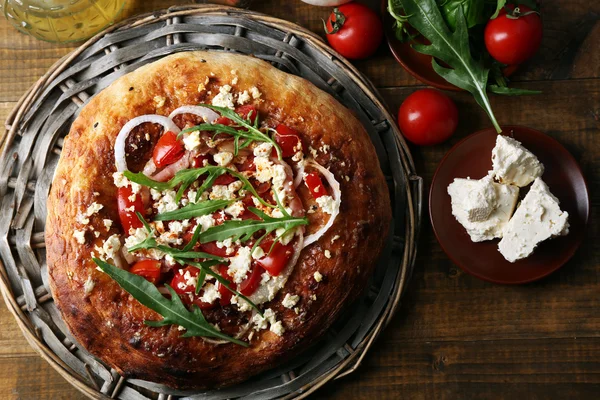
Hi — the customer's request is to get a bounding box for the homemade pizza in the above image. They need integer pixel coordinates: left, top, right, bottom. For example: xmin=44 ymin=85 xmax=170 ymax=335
xmin=46 ymin=51 xmax=391 ymax=389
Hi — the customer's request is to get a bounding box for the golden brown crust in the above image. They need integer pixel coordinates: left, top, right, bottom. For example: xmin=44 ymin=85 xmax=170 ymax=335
xmin=46 ymin=51 xmax=391 ymax=389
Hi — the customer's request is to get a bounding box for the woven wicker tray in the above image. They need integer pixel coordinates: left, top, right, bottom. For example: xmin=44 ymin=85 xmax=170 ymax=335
xmin=0 ymin=5 xmax=422 ymax=399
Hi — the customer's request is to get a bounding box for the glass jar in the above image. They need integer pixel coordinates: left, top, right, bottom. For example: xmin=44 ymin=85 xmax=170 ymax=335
xmin=1 ymin=0 xmax=126 ymax=43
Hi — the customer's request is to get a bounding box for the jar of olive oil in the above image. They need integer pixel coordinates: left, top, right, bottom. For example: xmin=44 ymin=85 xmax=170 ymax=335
xmin=1 ymin=0 xmax=126 ymax=43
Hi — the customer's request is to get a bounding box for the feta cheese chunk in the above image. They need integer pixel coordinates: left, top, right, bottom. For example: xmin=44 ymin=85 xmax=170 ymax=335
xmin=498 ymin=178 xmax=569 ymax=262
xmin=448 ymin=175 xmax=519 ymax=242
xmin=492 ymin=135 xmax=544 ymax=187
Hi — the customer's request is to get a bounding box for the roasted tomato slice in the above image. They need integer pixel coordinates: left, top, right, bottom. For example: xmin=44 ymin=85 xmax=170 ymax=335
xmin=304 ymin=172 xmax=327 ymax=199
xmin=239 ymin=263 xmax=264 ymax=296
xmin=129 ymin=260 xmax=162 ymax=284
xmin=236 ymin=105 xmax=258 ymax=124
xmin=236 ymin=155 xmax=256 ymax=172
xmin=153 ymin=131 xmax=185 ymax=168
xmin=170 ymin=266 xmax=199 ymax=295
xmin=256 ymin=241 xmax=294 ymax=276
xmin=274 ymin=124 xmax=302 ymax=158
xmin=191 ymin=154 xmax=214 ymax=168
xmin=217 ymin=264 xmax=236 ymax=306
xmin=214 ymin=173 xmax=237 ymax=186
xmin=117 ymin=186 xmax=145 ymax=233
xmin=199 ymin=241 xmax=231 ymax=258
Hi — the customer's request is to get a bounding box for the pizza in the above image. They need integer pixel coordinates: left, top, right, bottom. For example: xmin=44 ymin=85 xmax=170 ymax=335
xmin=45 ymin=51 xmax=391 ymax=389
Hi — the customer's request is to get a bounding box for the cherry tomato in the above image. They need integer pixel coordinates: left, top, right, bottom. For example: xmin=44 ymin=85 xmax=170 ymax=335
xmin=239 ymin=264 xmax=264 ymax=296
xmin=129 ymin=260 xmax=162 ymax=284
xmin=484 ymin=5 xmax=542 ymax=65
xmin=304 ymin=172 xmax=327 ymax=199
xmin=214 ymin=174 xmax=237 ymax=186
xmin=236 ymin=105 xmax=258 ymax=124
xmin=170 ymin=266 xmax=199 ymax=295
xmin=152 ymin=131 xmax=185 ymax=168
xmin=398 ymin=89 xmax=458 ymax=146
xmin=236 ymin=155 xmax=256 ymax=172
xmin=274 ymin=124 xmax=302 ymax=158
xmin=256 ymin=241 xmax=294 ymax=276
xmin=324 ymin=3 xmax=383 ymax=60
xmin=117 ymin=186 xmax=145 ymax=233
xmin=217 ymin=265 xmax=235 ymax=306
xmin=199 ymin=241 xmax=231 ymax=258
xmin=191 ymin=154 xmax=213 ymax=168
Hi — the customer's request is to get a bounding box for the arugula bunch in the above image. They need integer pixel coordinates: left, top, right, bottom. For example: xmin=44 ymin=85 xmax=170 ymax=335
xmin=180 ymin=104 xmax=283 ymax=160
xmin=388 ymin=0 xmax=541 ymax=133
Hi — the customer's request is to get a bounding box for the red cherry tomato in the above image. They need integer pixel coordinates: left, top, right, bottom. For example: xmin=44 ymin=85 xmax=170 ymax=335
xmin=256 ymin=241 xmax=294 ymax=276
xmin=304 ymin=172 xmax=327 ymax=199
xmin=239 ymin=264 xmax=264 ymax=296
xmin=484 ymin=5 xmax=543 ymax=65
xmin=170 ymin=266 xmax=199 ymax=295
xmin=236 ymin=105 xmax=258 ymax=124
xmin=398 ymin=89 xmax=458 ymax=146
xmin=199 ymin=241 xmax=231 ymax=258
xmin=130 ymin=260 xmax=162 ymax=284
xmin=214 ymin=174 xmax=237 ymax=186
xmin=191 ymin=154 xmax=213 ymax=168
xmin=324 ymin=3 xmax=383 ymax=60
xmin=152 ymin=131 xmax=185 ymax=168
xmin=274 ymin=124 xmax=302 ymax=158
xmin=117 ymin=186 xmax=145 ymax=233
xmin=217 ymin=265 xmax=236 ymax=306
xmin=236 ymin=155 xmax=256 ymax=172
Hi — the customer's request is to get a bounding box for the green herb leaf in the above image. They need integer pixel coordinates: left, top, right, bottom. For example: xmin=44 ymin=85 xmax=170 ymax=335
xmin=439 ymin=0 xmax=485 ymax=29
xmin=92 ymin=258 xmax=247 ymax=346
xmin=488 ymin=85 xmax=542 ymax=96
xmin=155 ymin=199 xmax=232 ymax=221
xmin=490 ymin=0 xmax=506 ymax=19
xmin=400 ymin=0 xmax=502 ymax=133
xmin=198 ymin=210 xmax=308 ymax=244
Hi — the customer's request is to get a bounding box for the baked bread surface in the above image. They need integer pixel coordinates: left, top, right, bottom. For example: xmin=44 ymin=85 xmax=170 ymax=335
xmin=46 ymin=51 xmax=391 ymax=389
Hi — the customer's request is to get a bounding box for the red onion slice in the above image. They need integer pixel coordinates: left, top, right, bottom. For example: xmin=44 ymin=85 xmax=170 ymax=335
xmin=168 ymin=106 xmax=219 ymax=124
xmin=114 ymin=115 xmax=180 ymax=172
xmin=150 ymin=152 xmax=190 ymax=182
xmin=303 ymin=161 xmax=341 ymax=247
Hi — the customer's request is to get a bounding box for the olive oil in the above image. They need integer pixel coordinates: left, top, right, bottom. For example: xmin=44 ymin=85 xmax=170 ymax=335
xmin=1 ymin=0 xmax=125 ymax=43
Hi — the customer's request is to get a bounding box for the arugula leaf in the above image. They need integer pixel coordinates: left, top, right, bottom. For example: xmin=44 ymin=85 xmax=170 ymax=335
xmin=155 ymin=199 xmax=231 ymax=221
xmin=490 ymin=0 xmax=506 ymax=19
xmin=198 ymin=209 xmax=308 ymax=244
xmin=183 ymin=259 xmax=262 ymax=315
xmin=399 ymin=0 xmax=502 ymax=133
xmin=488 ymin=85 xmax=542 ymax=96
xmin=439 ymin=0 xmax=485 ymax=29
xmin=93 ymin=258 xmax=247 ymax=346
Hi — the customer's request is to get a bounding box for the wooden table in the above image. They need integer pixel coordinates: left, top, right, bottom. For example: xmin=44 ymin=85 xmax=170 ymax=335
xmin=1 ymin=0 xmax=598 ymax=398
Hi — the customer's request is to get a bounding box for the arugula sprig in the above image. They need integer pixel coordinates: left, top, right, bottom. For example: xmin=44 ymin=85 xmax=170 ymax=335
xmin=124 ymin=165 xmax=275 ymax=207
xmin=155 ymin=199 xmax=232 ymax=221
xmin=179 ymin=104 xmax=283 ymax=160
xmin=93 ymin=258 xmax=247 ymax=346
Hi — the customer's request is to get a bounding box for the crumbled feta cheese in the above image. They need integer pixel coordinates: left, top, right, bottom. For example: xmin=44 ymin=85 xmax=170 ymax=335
xmin=249 ymin=86 xmax=262 ymax=99
xmin=228 ymin=247 xmax=252 ymax=283
xmin=282 ymin=293 xmax=299 ymax=309
xmin=252 ymin=246 xmax=265 ymax=260
xmin=103 ymin=219 xmax=113 ymax=231
xmin=158 ymin=230 xmax=183 ymax=246
xmin=210 ymin=185 xmax=236 ymax=200
xmin=331 ymin=235 xmax=340 ymax=243
xmin=112 ymin=172 xmax=141 ymax=193
xmin=231 ymin=76 xmax=239 ymax=85
xmin=200 ymin=283 xmax=221 ymax=303
xmin=103 ymin=234 xmax=122 ymax=260
xmin=237 ymin=90 xmax=251 ymax=105
xmin=83 ymin=275 xmax=95 ymax=295
xmin=231 ymin=295 xmax=252 ymax=312
xmin=292 ymin=151 xmax=304 ymax=162
xmin=124 ymin=227 xmax=151 ymax=250
xmin=254 ymin=143 xmax=273 ymax=157
xmin=86 ymin=202 xmax=103 ymax=217
xmin=214 ymin=152 xmax=234 ymax=166
xmin=316 ymin=195 xmax=338 ymax=215
xmin=76 ymin=214 xmax=90 ymax=225
xmin=324 ymin=250 xmax=332 ymax=259
xmin=270 ymin=321 xmax=285 ymax=336
xmin=154 ymin=190 xmax=179 ymax=214
xmin=183 ymin=130 xmax=201 ymax=151
xmin=260 ymin=271 xmax=271 ymax=285
xmin=314 ymin=271 xmax=323 ymax=282
xmin=252 ymin=308 xmax=281 ymax=332
xmin=73 ymin=230 xmax=86 ymax=244
xmin=196 ymin=215 xmax=215 ymax=232
xmin=310 ymin=294 xmax=317 ymax=301
xmin=492 ymin=135 xmax=544 ymax=187
xmin=212 ymin=84 xmax=235 ymax=109
xmin=225 ymin=201 xmax=245 ymax=218
xmin=168 ymin=220 xmax=189 ymax=235
xmin=275 ymin=228 xmax=295 ymax=245
xmin=228 ymin=180 xmax=243 ymax=193
xmin=153 ymin=95 xmax=166 ymax=108
xmin=150 ymin=188 xmax=161 ymax=201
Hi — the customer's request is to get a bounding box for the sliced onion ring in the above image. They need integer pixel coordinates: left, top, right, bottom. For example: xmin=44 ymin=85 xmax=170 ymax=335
xmin=114 ymin=115 xmax=180 ymax=172
xmin=168 ymin=106 xmax=219 ymax=124
xmin=292 ymin=160 xmax=305 ymax=189
xmin=303 ymin=161 xmax=341 ymax=247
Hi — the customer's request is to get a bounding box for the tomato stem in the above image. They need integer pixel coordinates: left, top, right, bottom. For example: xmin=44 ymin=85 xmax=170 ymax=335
xmin=323 ymin=8 xmax=346 ymax=35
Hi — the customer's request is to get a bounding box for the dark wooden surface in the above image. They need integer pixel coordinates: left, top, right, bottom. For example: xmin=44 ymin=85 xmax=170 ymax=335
xmin=0 ymin=0 xmax=599 ymax=399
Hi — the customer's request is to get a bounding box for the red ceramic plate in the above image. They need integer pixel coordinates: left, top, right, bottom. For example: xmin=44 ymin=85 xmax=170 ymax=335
xmin=430 ymin=126 xmax=589 ymax=284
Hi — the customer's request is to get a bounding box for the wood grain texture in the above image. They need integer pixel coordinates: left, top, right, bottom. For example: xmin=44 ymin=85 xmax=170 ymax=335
xmin=1 ymin=0 xmax=599 ymax=399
